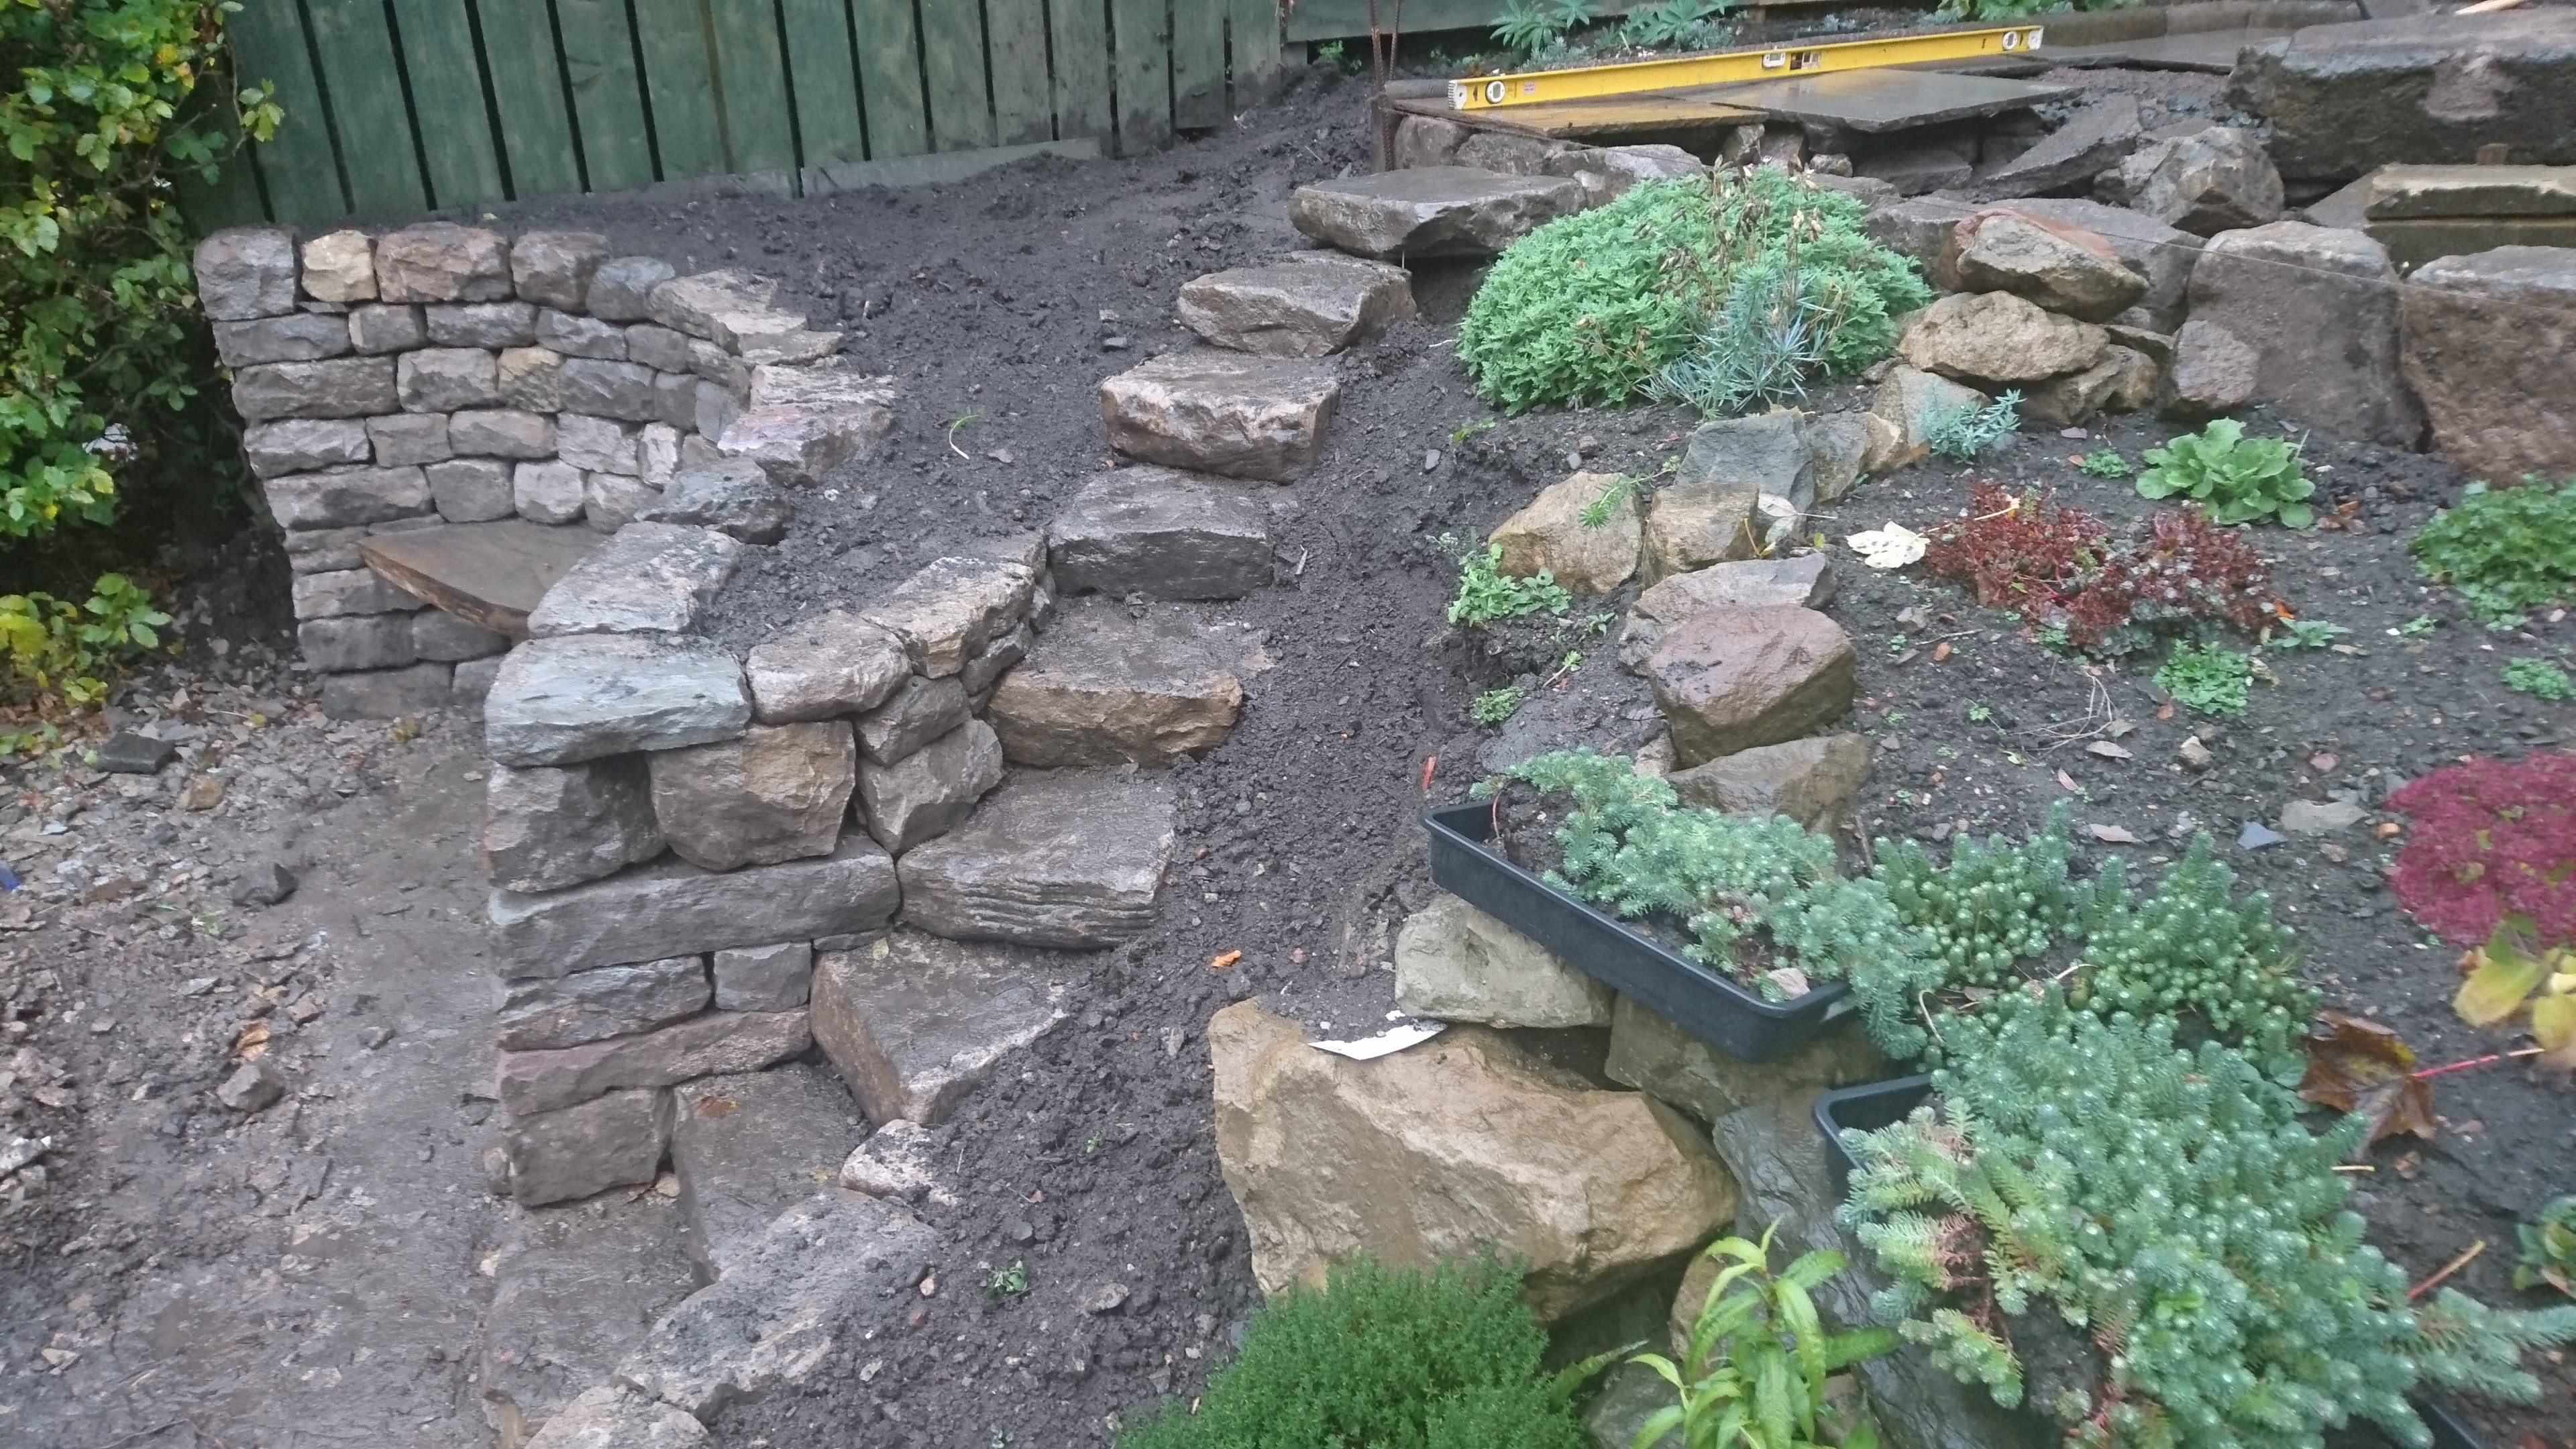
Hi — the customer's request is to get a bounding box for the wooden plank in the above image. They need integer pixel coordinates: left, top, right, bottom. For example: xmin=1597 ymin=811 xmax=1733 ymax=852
xmin=225 ymin=0 xmax=346 ymax=222
xmin=475 ymin=0 xmax=584 ymax=197
xmin=850 ymin=0 xmax=930 ymax=158
xmin=554 ymin=0 xmax=657 ymax=191
xmin=1283 ymin=0 xmax=1642 ymax=43
xmin=708 ymin=0 xmax=798 ymax=174
xmin=304 ymin=0 xmax=430 ymax=216
xmin=359 ymin=522 xmax=604 ymax=638
xmin=920 ymin=0 xmax=996 ymax=151
xmin=1048 ymin=0 xmax=1116 ymax=144
xmin=984 ymin=0 xmax=1055 ymax=146
xmin=631 ymin=0 xmax=727 ymax=178
xmin=1228 ymin=0 xmax=1283 ymax=108
xmin=1112 ymin=0 xmax=1170 ymax=154
xmin=1171 ymin=0 xmax=1226 ymax=129
xmin=388 ymin=0 xmax=506 ymax=208
xmin=780 ymin=0 xmax=867 ymax=167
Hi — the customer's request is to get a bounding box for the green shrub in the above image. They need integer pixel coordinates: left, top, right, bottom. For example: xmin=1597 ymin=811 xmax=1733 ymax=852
xmin=2410 ymin=478 xmax=2576 ymax=625
xmin=2518 ymin=1194 xmax=2576 ymax=1297
xmin=1940 ymin=0 xmax=2139 ymax=21
xmin=1448 ymin=541 xmax=1573 ymax=626
xmin=2502 ymin=657 xmax=2574 ymax=700
xmin=0 ymin=570 xmax=170 ymax=707
xmin=2155 ymin=641 xmax=2252 ymax=716
xmin=1633 ymin=1226 xmax=1894 ymax=1449
xmin=1924 ymin=390 xmax=2021 ymax=462
xmin=3 ymin=0 xmax=279 ymax=541
xmin=1456 ymin=169 xmax=1930 ymax=415
xmin=1616 ymin=0 xmax=1732 ymax=50
xmin=1492 ymin=0 xmax=1598 ymax=58
xmin=2136 ymin=420 xmax=2316 ymax=528
xmin=1119 ymin=1256 xmax=1591 ymax=1449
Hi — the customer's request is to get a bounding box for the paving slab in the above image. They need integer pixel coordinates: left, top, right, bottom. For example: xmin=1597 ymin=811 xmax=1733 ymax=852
xmin=358 ymin=521 xmax=604 ymax=637
xmin=669 ymin=1064 xmax=865 ymax=1277
xmin=810 ymin=932 xmax=1075 ymax=1125
xmin=1692 ymin=70 xmax=2072 ymax=134
xmin=478 ymin=1194 xmax=701 ymax=1443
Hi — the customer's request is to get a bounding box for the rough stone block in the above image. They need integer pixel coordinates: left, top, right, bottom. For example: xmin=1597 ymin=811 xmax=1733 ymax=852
xmin=689 ymin=337 xmax=752 ymax=392
xmin=484 ymin=755 xmax=665 ymax=894
xmin=500 ymin=345 xmax=564 ymax=411
xmin=896 ymin=769 xmax=1172 ymax=948
xmin=1619 ymin=556 xmax=1837 ymax=669
xmin=2111 ymin=125 xmax=2284 ymax=237
xmin=1393 ymin=893 xmax=1612 ymax=1028
xmin=1487 ymin=470 xmax=1642 ymax=596
xmin=745 ymin=608 xmax=910 ymax=724
xmin=694 ymin=379 xmax=743 ymax=441
xmin=213 ymin=312 xmax=353 ymax=366
xmin=558 ymin=413 xmax=639 ymax=475
xmin=291 ymin=566 xmax=424 ymax=620
xmin=627 ymin=323 xmax=693 ymax=372
xmin=652 ymin=370 xmax=699 ymax=430
xmin=366 ymin=411 xmax=452 ymax=467
xmin=496 ymin=1010 xmax=810 ymax=1118
xmin=648 ymin=721 xmax=858 ymax=872
xmin=638 ymin=456 xmax=790 ymax=544
xmin=2403 ymin=246 xmax=2576 ymax=482
xmin=985 ymin=604 xmax=1248 ymax=769
xmin=959 ymin=623 xmax=1030 ymax=704
xmin=480 ymin=1208 xmax=701 ymax=1442
xmin=301 ymin=230 xmax=377 ymax=305
xmin=2165 ymin=319 xmax=2261 ymax=421
xmin=639 ymin=423 xmax=681 ymax=490
xmin=2226 ymin=12 xmax=2576 ymax=184
xmin=711 ymin=943 xmax=813 ymax=1013
xmin=1868 ymin=366 xmax=1990 ymax=471
xmin=427 ymin=301 xmax=537 ymax=348
xmin=1047 ymin=466 xmax=1273 ymax=600
xmin=504 ymin=1087 xmax=675 ymax=1206
xmin=231 ymin=356 xmax=398 ymax=421
xmin=299 ymin=614 xmax=417 ymax=672
xmin=319 ymin=662 xmax=453 ymax=719
xmin=413 ymin=607 xmax=509 ymax=661
xmin=1896 ymin=291 xmax=2106 ymax=387
xmin=583 ymin=472 xmax=659 ymax=533
xmin=515 ymin=460 xmax=588 ymax=525
xmin=647 ymin=270 xmax=779 ymax=340
xmin=513 ymin=231 xmax=610 ymax=311
xmin=1607 ymin=992 xmax=1884 ymax=1126
xmin=499 ymin=957 xmax=712 ymax=1051
xmin=397 ymin=347 xmax=502 ymax=412
xmin=1098 ymin=352 xmax=1338 ymax=482
xmin=588 ymin=256 xmax=678 ymax=322
xmin=484 ymin=633 xmax=751 ymax=768
xmin=1646 ymin=606 xmax=1858 ymax=768
xmin=1290 ymin=166 xmax=1584 ymax=260
xmin=523 ymin=1386 xmax=708 ymax=1449
xmin=348 ymin=302 xmax=427 ymax=354
xmin=1945 ymin=209 xmax=2149 ymax=323
xmin=194 ymin=227 xmax=298 ymax=320
xmin=453 ymin=655 xmax=504 ymax=710
xmin=855 ymin=674 xmax=970 ymax=766
xmin=668 ymin=1064 xmax=858 ymax=1277
xmin=714 ymin=367 xmax=898 ymax=484
xmin=266 ymin=464 xmax=433 ymax=529
xmin=243 ymin=419 xmax=371 ymax=478
xmin=857 ymin=718 xmax=1004 ymax=854
xmin=488 ymin=832 xmax=898 ymax=979
xmin=859 ymin=555 xmax=1037 ymax=678
xmin=1640 ymin=480 xmax=1760 ymax=585
xmin=375 ymin=222 xmax=512 ymax=303
xmin=2187 ymin=221 xmax=2421 ymax=445
xmin=449 ymin=407 xmax=556 ymax=460
xmin=1177 ymin=254 xmax=1416 ymax=357
xmin=2002 ymin=198 xmax=2204 ymax=334
xmin=810 ymin=932 xmax=1071 ymax=1124
xmin=562 ymin=358 xmax=662 ymax=421
xmin=527 ymin=522 xmax=743 ymax=638
xmin=285 ymin=526 xmax=370 ymax=575
xmin=1968 ymin=94 xmax=2142 ymax=201
xmin=1667 ymin=732 xmax=1873 ymax=833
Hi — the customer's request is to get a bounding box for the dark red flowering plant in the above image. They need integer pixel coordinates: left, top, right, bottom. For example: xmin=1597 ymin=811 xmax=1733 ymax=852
xmin=2388 ymin=752 xmax=2576 ymax=1069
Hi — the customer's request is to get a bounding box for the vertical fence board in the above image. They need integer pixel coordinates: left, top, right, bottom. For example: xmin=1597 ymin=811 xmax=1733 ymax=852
xmin=984 ymin=0 xmax=1053 ymax=146
xmin=707 ymin=0 xmax=796 ymax=174
xmin=554 ymin=0 xmax=655 ymax=191
xmin=1171 ymin=0 xmax=1226 ymax=129
xmin=1112 ymin=0 xmax=1169 ymax=154
xmin=631 ymin=0 xmax=725 ymax=178
xmin=304 ymin=0 xmax=429 ymax=216
xmin=849 ymin=0 xmax=928 ymax=158
xmin=920 ymin=3 xmax=994 ymax=151
xmin=1048 ymin=0 xmax=1114 ymax=144
xmin=476 ymin=0 xmax=583 ymax=196
xmin=781 ymin=0 xmax=867 ymax=167
xmin=1228 ymin=0 xmax=1281 ymax=107
xmin=388 ymin=0 xmax=506 ymax=207
xmin=172 ymin=87 xmax=271 ymax=231
xmin=224 ymin=0 xmax=345 ymax=221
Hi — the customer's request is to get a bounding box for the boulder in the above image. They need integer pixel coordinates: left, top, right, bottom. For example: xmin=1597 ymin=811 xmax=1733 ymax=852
xmin=374 ymin=223 xmax=513 ymax=303
xmin=496 ymin=1008 xmax=812 ymax=1118
xmin=2002 ymin=199 xmax=2205 ymax=333
xmin=1896 ymin=292 xmax=2106 ymax=386
xmin=1968 ymin=95 xmax=2142 ymax=201
xmin=1618 ymin=556 xmax=1836 ymax=670
xmin=1666 ymin=732 xmax=1873 ymax=833
xmin=193 ymin=227 xmax=298 ymax=320
xmin=2112 ymin=126 xmax=2284 ymax=237
xmin=484 ymin=756 xmax=665 ymax=893
xmin=525 ymin=523 xmax=743 ymax=639
xmin=1210 ymin=1002 xmax=1737 ymax=1324
xmin=1606 ymin=995 xmax=1886 ymax=1125
xmin=810 ymin=932 xmax=1072 ymax=1125
xmin=2225 ymin=12 xmax=2576 ymax=184
xmin=647 ymin=721 xmax=859 ymax=872
xmin=985 ymin=604 xmax=1249 ymax=768
xmin=1047 ymin=466 xmax=1274 ymax=600
xmin=896 ymin=769 xmax=1173 ymax=948
xmin=1177 ymin=255 xmax=1417 ymax=357
xmin=744 ymin=609 xmax=910 ymax=724
xmin=2182 ymin=221 xmax=2421 ymax=445
xmin=1098 ymin=351 xmax=1340 ymax=482
xmin=856 ymin=675 xmax=971 ymax=767
xmin=502 ymin=1087 xmax=674 ymax=1207
xmin=1640 ymin=480 xmax=1760 ymax=584
xmin=637 ymin=458 xmax=792 ymax=544
xmin=1393 ymin=894 xmax=1613 ymax=1028
xmin=2164 ymin=319 xmax=2261 ymax=421
xmin=856 ymin=718 xmax=1004 ymax=855
xmin=1868 ymin=367 xmax=1991 ymax=472
xmin=1288 ymin=166 xmax=1585 ymax=260
xmin=1946 ymin=210 xmax=2149 ymax=323
xmin=499 ymin=957 xmax=712 ymax=1052
xmin=483 ymin=635 xmax=751 ymax=769
xmin=1804 ymin=413 xmax=1874 ymax=505
xmin=488 ymin=833 xmax=899 ymax=979
xmin=511 ymin=231 xmax=610 ymax=311
xmin=2402 ymin=246 xmax=2576 ymax=481
xmin=861 ymin=554 xmax=1037 ymax=678
xmin=1487 ymin=472 xmax=1642 ymax=597
xmin=1645 ymin=606 xmax=1858 ymax=768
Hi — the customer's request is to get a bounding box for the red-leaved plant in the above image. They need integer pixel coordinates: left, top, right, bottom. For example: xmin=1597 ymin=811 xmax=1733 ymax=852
xmin=1922 ymin=482 xmax=2284 ymax=655
xmin=2389 ymin=753 xmax=2576 ymax=1069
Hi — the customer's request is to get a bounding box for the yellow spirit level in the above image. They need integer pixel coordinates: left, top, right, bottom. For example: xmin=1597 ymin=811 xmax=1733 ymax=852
xmin=1448 ymin=25 xmax=2047 ymax=111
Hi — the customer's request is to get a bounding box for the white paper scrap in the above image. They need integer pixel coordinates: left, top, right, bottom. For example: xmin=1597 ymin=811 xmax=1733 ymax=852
xmin=1311 ymin=1022 xmax=1446 ymax=1061
xmin=1847 ymin=523 xmax=1927 ymax=570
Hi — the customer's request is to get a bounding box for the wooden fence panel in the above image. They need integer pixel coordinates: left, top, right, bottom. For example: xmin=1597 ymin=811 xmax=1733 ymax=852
xmin=227 ymin=0 xmax=347 ymax=221
xmin=388 ymin=0 xmax=506 ymax=208
xmin=303 ymin=0 xmax=429 ymax=216
xmin=781 ymin=0 xmax=869 ymax=168
xmin=708 ymin=0 xmax=798 ymax=175
xmin=851 ymin=0 xmax=930 ymax=159
xmin=921 ymin=3 xmax=996 ymax=152
xmin=1230 ymin=0 xmax=1283 ymax=107
xmin=985 ymin=0 xmax=1055 ymax=146
xmin=555 ymin=0 xmax=658 ymax=192
xmin=1112 ymin=0 xmax=1171 ymax=154
xmin=631 ymin=0 xmax=727 ymax=178
xmin=476 ymin=0 xmax=585 ymax=197
xmin=1049 ymin=0 xmax=1116 ymax=144
xmin=1171 ymin=0 xmax=1228 ymax=129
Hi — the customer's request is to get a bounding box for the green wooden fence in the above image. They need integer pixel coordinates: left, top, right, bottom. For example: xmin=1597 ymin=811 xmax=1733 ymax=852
xmin=188 ymin=0 xmax=1288 ymax=229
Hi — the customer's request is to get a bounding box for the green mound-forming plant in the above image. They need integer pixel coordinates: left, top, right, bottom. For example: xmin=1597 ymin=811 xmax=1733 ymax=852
xmin=1447 ymin=541 xmax=1574 ymax=627
xmin=2408 ymin=476 xmax=2576 ymax=625
xmin=2068 ymin=836 xmax=2313 ymax=1078
xmin=1876 ymin=804 xmax=2082 ymax=991
xmin=2518 ymin=1195 xmax=2576 ymax=1297
xmin=2156 ymin=641 xmax=2252 ymax=716
xmin=1838 ymin=991 xmax=2576 ymax=1449
xmin=2137 ymin=420 xmax=2316 ymax=529
xmin=2077 ymin=449 xmax=2133 ymax=479
xmin=1119 ymin=1255 xmax=1597 ymax=1449
xmin=1456 ymin=169 xmax=1931 ymax=415
xmin=2501 ymin=656 xmax=2573 ymax=700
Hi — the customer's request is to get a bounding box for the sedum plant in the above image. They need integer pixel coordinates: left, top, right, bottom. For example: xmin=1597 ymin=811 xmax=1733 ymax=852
xmin=1838 ymin=991 xmax=2576 ymax=1449
xmin=1633 ymin=1225 xmax=1894 ymax=1449
xmin=1876 ymin=804 xmax=2081 ymax=990
xmin=2500 ymin=657 xmax=2573 ymax=700
xmin=2407 ymin=476 xmax=2576 ymax=626
xmin=2136 ymin=420 xmax=2316 ymax=529
xmin=2155 ymin=641 xmax=2252 ymax=716
xmin=2067 ymin=837 xmax=2314 ymax=1078
xmin=1923 ymin=390 xmax=2022 ymax=464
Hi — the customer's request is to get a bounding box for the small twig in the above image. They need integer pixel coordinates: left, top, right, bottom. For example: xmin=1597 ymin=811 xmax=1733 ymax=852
xmin=1293 ymin=548 xmax=1309 ymax=578
xmin=2332 ymin=1164 xmax=2376 ymax=1173
xmin=2408 ymin=1239 xmax=2486 ymax=1299
xmin=2412 ymin=1046 xmax=2543 ymax=1079
xmin=1917 ymin=991 xmax=1945 ymax=1047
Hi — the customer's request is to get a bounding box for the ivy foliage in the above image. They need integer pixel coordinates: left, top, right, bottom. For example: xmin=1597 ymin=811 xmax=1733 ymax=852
xmin=1838 ymin=991 xmax=2576 ymax=1449
xmin=3 ymin=0 xmax=278 ymax=539
xmin=2409 ymin=476 xmax=2576 ymax=625
xmin=0 ymin=568 xmax=168 ymax=705
xmin=1456 ymin=168 xmax=1931 ymax=415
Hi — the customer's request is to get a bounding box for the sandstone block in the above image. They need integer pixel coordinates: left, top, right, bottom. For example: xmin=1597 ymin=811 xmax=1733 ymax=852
xmin=266 ymin=464 xmax=433 ymax=530
xmin=1394 ymin=893 xmax=1612 ymax=1028
xmin=2113 ymin=126 xmax=2284 ymax=237
xmin=2019 ymin=350 xmax=2135 ymax=430
xmin=213 ymin=311 xmax=353 ymax=367
xmin=484 ymin=756 xmax=665 ymax=893
xmin=1290 ymin=166 xmax=1585 ymax=260
xmin=243 ymin=418 xmax=371 ymax=478
xmin=366 ymin=411 xmax=451 ymax=467
xmin=855 ymin=675 xmax=970 ymax=766
xmin=298 ymin=614 xmax=417 ymax=672
xmin=557 ymin=413 xmax=640 ymax=476
xmin=347 ymin=302 xmax=427 ymax=354
xmin=1211 ymin=1003 xmax=1736 ymax=1324
xmin=562 ymin=358 xmax=662 ymax=421
xmin=1946 ymin=209 xmax=2148 ymax=323
xmin=860 ymin=555 xmax=1036 ymax=678
xmin=588 ymin=256 xmax=678 ymax=321
xmin=504 ymin=1087 xmax=674 ymax=1206
xmin=1618 ymin=556 xmax=1836 ymax=669
xmin=646 ymin=270 xmax=779 ymax=341
xmin=810 ymin=932 xmax=1071 ymax=1124
xmin=1099 ymin=352 xmax=1338 ymax=482
xmin=857 ymin=718 xmax=1004 ymax=854
xmin=1896 ymin=292 xmax=2106 ymax=386
xmin=375 ymin=222 xmax=512 ymax=303
xmin=745 ymin=609 xmax=910 ymax=724
xmin=1667 ymin=732 xmax=1873 ymax=832
xmin=499 ymin=957 xmax=711 ymax=1051
xmin=488 ymin=832 xmax=898 ymax=977
xmin=527 ymin=523 xmax=742 ymax=638
xmin=1605 ymin=994 xmax=1885 ymax=1124
xmin=2001 ymin=198 xmax=2204 ymax=333
xmin=194 ymin=227 xmax=297 ymax=320
xmin=515 ymin=460 xmax=588 ymax=525
xmin=496 ymin=1010 xmax=810 ymax=1118
xmin=649 ymin=721 xmax=857 ymax=872
xmin=896 ymin=769 xmax=1173 ymax=948
xmin=484 ymin=634 xmax=751 ymax=768
xmin=1487 ymin=471 xmax=1641 ymax=596
xmin=427 ymin=301 xmax=538 ymax=348
xmin=513 ymin=231 xmax=611 ymax=311
xmin=290 ymin=566 xmax=423 ymax=621
xmin=1804 ymin=413 xmax=1872 ymax=506
xmin=1868 ymin=366 xmax=1990 ymax=470
xmin=985 ymin=604 xmax=1246 ymax=768
xmin=231 ymin=356 xmax=398 ymax=421
xmin=639 ymin=457 xmax=791 ymax=545
xmin=2186 ymin=221 xmax=2421 ymax=444
xmin=1176 ymin=255 xmax=1417 ymax=358
xmin=397 ymin=347 xmax=502 ymax=412
xmin=2403 ymin=246 xmax=2576 ymax=482
xmin=712 ymin=942 xmax=814 ymax=1012
xmin=1640 ymin=480 xmax=1760 ymax=584
xmin=1047 ymin=466 xmax=1273 ymax=600
xmin=1646 ymin=606 xmax=1858 ymax=768
xmin=319 ymin=662 xmax=453 ymax=719
xmin=500 ymin=345 xmax=564 ymax=411
xmin=2165 ymin=319 xmax=2261 ymax=420
xmin=718 ymin=363 xmax=900 ymax=484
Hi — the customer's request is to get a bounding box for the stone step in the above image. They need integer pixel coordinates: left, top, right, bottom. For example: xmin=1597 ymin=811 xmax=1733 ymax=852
xmin=526 ymin=522 xmax=743 ymax=639
xmin=1289 ymin=166 xmax=1584 ymax=260
xmin=1617 ymin=555 xmax=1835 ymax=669
xmin=358 ymin=519 xmax=604 ymax=637
xmin=895 ymin=768 xmax=1175 ymax=949
xmin=478 ymin=1196 xmax=702 ymax=1445
xmin=1642 ymin=604 xmax=1858 ymax=769
xmin=1098 ymin=351 xmax=1339 ymax=482
xmin=1176 ymin=254 xmax=1416 ymax=358
xmin=984 ymin=602 xmax=1260 ymax=768
xmin=1048 ymin=466 xmax=1275 ymax=601
xmin=810 ymin=930 xmax=1074 ymax=1125
xmin=669 ymin=1063 xmax=867 ymax=1279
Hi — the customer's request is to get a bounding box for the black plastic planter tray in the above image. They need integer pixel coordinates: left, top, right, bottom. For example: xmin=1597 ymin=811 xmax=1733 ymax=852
xmin=1424 ymin=801 xmax=1856 ymax=1061
xmin=1813 ymin=1077 xmax=2490 ymax=1449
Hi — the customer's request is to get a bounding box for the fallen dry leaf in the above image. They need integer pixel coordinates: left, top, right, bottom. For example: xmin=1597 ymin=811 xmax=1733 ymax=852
xmin=1931 ymin=640 xmax=1952 ymax=663
xmin=1209 ymin=949 xmax=1242 ymax=970
xmin=2155 ymin=701 xmax=2176 ymax=721
xmin=2086 ymin=824 xmax=2140 ymax=844
xmin=2086 ymin=741 xmax=2133 ymax=760
xmin=2056 ymin=769 xmax=2080 ymax=792
xmin=1847 ymin=523 xmax=1927 ymax=570
xmin=2299 ymin=1011 xmax=2438 ymax=1152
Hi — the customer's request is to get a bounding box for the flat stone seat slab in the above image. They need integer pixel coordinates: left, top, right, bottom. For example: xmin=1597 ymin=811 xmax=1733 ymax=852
xmin=985 ymin=603 xmax=1253 ymax=768
xmin=2367 ymin=164 xmax=2576 ymax=219
xmin=810 ymin=931 xmax=1073 ymax=1125
xmin=1047 ymin=466 xmax=1274 ymax=600
xmin=1289 ymin=166 xmax=1584 ymax=260
xmin=1176 ymin=255 xmax=1417 ymax=358
xmin=482 ymin=633 xmax=751 ymax=768
xmin=358 ymin=519 xmax=602 ymax=637
xmin=1099 ymin=352 xmax=1339 ymax=482
xmin=896 ymin=769 xmax=1174 ymax=949
xmin=488 ymin=830 xmax=898 ymax=978
xmin=1693 ymin=70 xmax=2074 ymax=133
xmin=526 ymin=523 xmax=743 ymax=638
